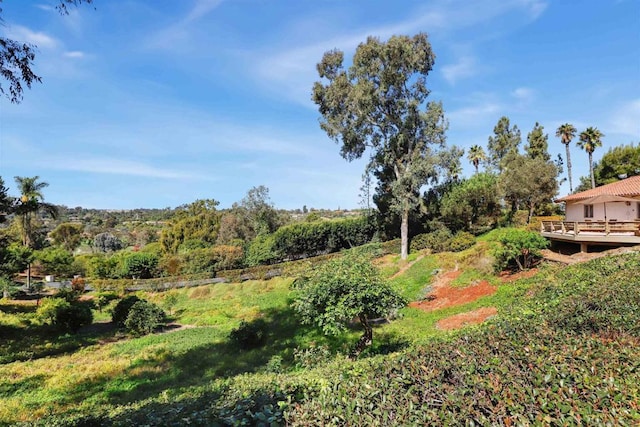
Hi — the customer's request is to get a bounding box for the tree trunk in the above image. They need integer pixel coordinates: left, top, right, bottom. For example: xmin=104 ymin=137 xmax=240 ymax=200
xmin=565 ymin=144 xmax=573 ymax=193
xmin=27 ymin=263 xmax=32 ymax=293
xmin=589 ymin=152 xmax=595 ymax=189
xmin=400 ymin=207 xmax=409 ymax=260
xmin=528 ymin=201 xmax=535 ymax=224
xmin=350 ymin=314 xmax=373 ymax=359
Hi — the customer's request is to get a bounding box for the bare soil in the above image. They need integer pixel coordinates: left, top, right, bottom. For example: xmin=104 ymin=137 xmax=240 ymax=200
xmin=436 ymin=307 xmax=498 ymax=330
xmin=409 ymin=270 xmax=496 ymax=312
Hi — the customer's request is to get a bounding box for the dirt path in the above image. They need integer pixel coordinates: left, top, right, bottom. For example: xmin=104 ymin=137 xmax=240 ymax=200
xmin=408 ymin=267 xmax=497 ymax=331
xmin=390 ymin=255 xmax=425 ymax=280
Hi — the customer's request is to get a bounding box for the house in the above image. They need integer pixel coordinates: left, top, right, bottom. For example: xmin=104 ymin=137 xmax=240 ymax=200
xmin=540 ymin=175 xmax=640 ymax=252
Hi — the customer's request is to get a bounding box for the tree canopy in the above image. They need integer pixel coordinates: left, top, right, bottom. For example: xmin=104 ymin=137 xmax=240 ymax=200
xmin=556 ymin=123 xmax=577 ymax=192
xmin=487 ymin=116 xmax=521 ymax=172
xmin=312 ymin=33 xmax=459 ymax=259
xmin=159 ymin=199 xmax=220 ymax=254
xmin=292 ymin=253 xmax=406 ymax=358
xmin=0 ymin=0 xmax=93 ymax=103
xmin=575 ymin=142 xmax=640 ymax=191
xmin=577 ymin=127 xmax=604 ymax=189
xmin=525 ymin=122 xmax=550 ymax=161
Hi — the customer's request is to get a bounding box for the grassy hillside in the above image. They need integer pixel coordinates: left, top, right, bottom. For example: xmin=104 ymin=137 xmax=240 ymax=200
xmin=1 ymin=244 xmax=638 ymax=425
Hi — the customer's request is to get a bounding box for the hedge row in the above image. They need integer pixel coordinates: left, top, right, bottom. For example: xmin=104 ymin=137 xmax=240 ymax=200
xmin=246 ymin=216 xmax=377 ymax=265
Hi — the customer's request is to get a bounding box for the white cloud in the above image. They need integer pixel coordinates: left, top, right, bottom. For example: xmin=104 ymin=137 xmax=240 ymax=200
xmin=185 ymin=0 xmax=225 ymax=23
xmin=144 ymin=0 xmax=225 ymax=51
xmin=64 ymin=51 xmax=85 ymax=58
xmin=511 ymin=87 xmax=535 ymax=110
xmin=3 ymin=25 xmax=58 ymax=49
xmin=442 ymin=56 xmax=477 ymax=84
xmin=250 ymin=0 xmax=549 ymax=106
xmin=39 ymin=155 xmax=209 ymax=180
xmin=607 ymin=99 xmax=640 ymax=138
xmin=448 ymin=102 xmax=502 ymax=128
xmin=520 ymin=0 xmax=548 ymax=19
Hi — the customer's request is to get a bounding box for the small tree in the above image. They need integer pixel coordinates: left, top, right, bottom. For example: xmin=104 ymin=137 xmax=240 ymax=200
xmin=292 ymin=253 xmax=406 ymax=358
xmin=493 ymin=229 xmax=549 ymax=271
xmin=124 ymin=300 xmax=166 ymax=336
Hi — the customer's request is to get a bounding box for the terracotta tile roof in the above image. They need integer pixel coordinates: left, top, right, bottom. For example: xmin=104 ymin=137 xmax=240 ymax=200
xmin=557 ymin=175 xmax=640 ymax=202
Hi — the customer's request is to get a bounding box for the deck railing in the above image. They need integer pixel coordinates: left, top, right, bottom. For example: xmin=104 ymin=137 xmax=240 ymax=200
xmin=541 ymin=220 xmax=640 ymax=236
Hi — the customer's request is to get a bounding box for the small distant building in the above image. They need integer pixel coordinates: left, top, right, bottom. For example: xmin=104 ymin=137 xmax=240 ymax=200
xmin=541 ymin=175 xmax=640 ymax=252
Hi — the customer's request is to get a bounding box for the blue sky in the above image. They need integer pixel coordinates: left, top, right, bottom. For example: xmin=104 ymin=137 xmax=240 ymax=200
xmin=1 ymin=0 xmax=639 ymax=210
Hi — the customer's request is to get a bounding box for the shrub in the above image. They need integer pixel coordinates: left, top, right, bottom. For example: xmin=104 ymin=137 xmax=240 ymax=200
xmin=229 ymin=319 xmax=268 ymax=349
xmin=124 ymin=300 xmax=166 ymax=336
xmin=492 ymin=228 xmax=549 ymax=271
xmin=95 ymin=292 xmax=119 ymax=312
xmin=70 ymin=276 xmax=85 ymax=292
xmin=37 ymin=297 xmax=70 ymax=325
xmin=293 ymin=345 xmax=332 ymax=369
xmin=55 ymin=303 xmax=93 ymax=332
xmin=410 ymin=228 xmax=453 ymax=253
xmin=245 ymin=234 xmax=279 ymax=267
xmin=36 ymin=297 xmax=93 ymax=331
xmin=111 ymin=295 xmax=142 ymax=326
xmin=120 ymin=252 xmax=159 ymax=279
xmin=448 ymin=231 xmax=475 ymax=252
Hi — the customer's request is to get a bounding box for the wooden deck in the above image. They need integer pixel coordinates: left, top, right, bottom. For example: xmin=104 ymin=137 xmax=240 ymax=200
xmin=540 ymin=220 xmax=640 ymax=249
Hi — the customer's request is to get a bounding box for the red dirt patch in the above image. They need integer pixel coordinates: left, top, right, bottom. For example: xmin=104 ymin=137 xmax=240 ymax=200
xmin=499 ymin=268 xmax=538 ymax=283
xmin=436 ymin=307 xmax=498 ymax=330
xmin=409 ymin=269 xmax=496 ymax=311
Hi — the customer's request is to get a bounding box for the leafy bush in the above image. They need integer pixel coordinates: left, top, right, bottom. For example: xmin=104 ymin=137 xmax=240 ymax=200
xmin=111 ymin=295 xmax=142 ymax=326
xmin=229 ymin=318 xmax=268 ymax=349
xmin=94 ymin=292 xmax=120 ymax=312
xmin=55 ymin=303 xmax=93 ymax=332
xmin=292 ymin=253 xmax=406 ymax=357
xmin=410 ymin=228 xmax=453 ymax=253
xmin=293 ymin=345 xmax=333 ymax=369
xmin=120 ymin=252 xmax=159 ymax=279
xmin=245 ymin=234 xmax=280 ymax=267
xmin=271 ymin=216 xmax=376 ymax=261
xmin=124 ymin=300 xmax=166 ymax=336
xmin=36 ymin=297 xmax=93 ymax=332
xmin=448 ymin=231 xmax=475 ymax=252
xmin=37 ymin=297 xmax=70 ymax=325
xmin=492 ymin=228 xmax=549 ymax=271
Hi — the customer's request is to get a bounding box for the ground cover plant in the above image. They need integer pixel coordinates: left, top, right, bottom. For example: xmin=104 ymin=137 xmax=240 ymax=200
xmin=0 ymin=245 xmax=638 ymax=425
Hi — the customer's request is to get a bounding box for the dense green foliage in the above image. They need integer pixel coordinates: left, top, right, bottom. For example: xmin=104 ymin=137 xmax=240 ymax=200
xmin=4 ymin=252 xmax=637 ymax=426
xmin=111 ymin=295 xmax=143 ymax=327
xmin=159 ymin=199 xmax=220 ymax=254
xmin=492 ymin=229 xmax=549 ymax=271
xmin=576 ymin=142 xmax=640 ymax=191
xmin=273 ymin=216 xmax=376 ymax=261
xmin=36 ymin=297 xmax=93 ymax=332
xmin=229 ymin=319 xmax=268 ymax=350
xmin=440 ymin=173 xmax=500 ymax=232
xmin=124 ymin=301 xmax=166 ymax=336
xmin=293 ymin=253 xmax=406 ymax=356
xmin=313 ymin=33 xmax=459 ymax=259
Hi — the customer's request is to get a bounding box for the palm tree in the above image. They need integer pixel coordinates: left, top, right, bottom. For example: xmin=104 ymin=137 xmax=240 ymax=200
xmin=13 ymin=176 xmax=58 ymax=291
xmin=577 ymin=127 xmax=604 ymax=189
xmin=467 ymin=145 xmax=487 ymax=174
xmin=556 ymin=123 xmax=577 ymax=192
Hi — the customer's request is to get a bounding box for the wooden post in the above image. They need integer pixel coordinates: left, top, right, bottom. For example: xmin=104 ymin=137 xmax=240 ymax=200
xmin=580 ymin=242 xmax=588 ymax=253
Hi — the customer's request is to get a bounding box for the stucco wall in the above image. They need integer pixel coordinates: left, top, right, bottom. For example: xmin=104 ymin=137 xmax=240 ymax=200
xmin=565 ymin=201 xmax=640 ymax=221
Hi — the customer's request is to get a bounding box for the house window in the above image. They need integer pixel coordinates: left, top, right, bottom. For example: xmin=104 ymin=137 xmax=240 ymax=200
xmin=584 ymin=204 xmax=594 ymax=218
xmin=637 ymin=203 xmax=640 ymax=219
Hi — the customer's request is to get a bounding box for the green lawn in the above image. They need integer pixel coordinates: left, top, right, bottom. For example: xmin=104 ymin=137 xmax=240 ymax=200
xmin=0 ymin=243 xmax=565 ymax=424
